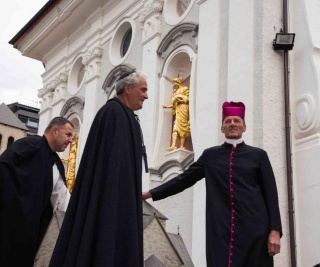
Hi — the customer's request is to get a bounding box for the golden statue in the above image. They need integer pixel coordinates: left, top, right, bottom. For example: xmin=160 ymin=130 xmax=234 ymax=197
xmin=61 ymin=133 xmax=78 ymax=192
xmin=163 ymin=77 xmax=191 ymax=151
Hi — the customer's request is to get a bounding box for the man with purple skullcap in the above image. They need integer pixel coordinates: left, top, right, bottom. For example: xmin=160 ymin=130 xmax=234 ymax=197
xmin=143 ymin=101 xmax=282 ymax=267
xmin=222 ymin=101 xmax=245 ymax=119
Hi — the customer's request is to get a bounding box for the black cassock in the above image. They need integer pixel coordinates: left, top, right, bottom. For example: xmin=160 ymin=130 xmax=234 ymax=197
xmin=50 ymin=97 xmax=144 ymax=267
xmin=151 ymin=142 xmax=282 ymax=267
xmin=0 ymin=136 xmax=65 ymax=267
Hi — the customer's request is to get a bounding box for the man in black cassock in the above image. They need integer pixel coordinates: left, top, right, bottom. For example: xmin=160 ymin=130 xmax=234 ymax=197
xmin=143 ymin=101 xmax=282 ymax=267
xmin=50 ymin=64 xmax=149 ymax=267
xmin=0 ymin=117 xmax=74 ymax=267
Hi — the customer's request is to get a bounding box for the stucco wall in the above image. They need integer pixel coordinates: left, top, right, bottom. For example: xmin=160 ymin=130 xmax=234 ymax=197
xmin=16 ymin=0 xmax=320 ymax=265
xmin=0 ymin=124 xmax=26 ymax=154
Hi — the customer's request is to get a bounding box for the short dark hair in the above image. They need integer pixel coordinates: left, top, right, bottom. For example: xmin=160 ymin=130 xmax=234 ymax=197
xmin=44 ymin=117 xmax=74 ymax=132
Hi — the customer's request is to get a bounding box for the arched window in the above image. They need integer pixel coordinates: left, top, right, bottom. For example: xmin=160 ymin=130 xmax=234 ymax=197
xmin=7 ymin=136 xmax=14 ymax=148
xmin=77 ymin=64 xmax=85 ymax=87
xmin=109 ymin=19 xmax=134 ymax=65
xmin=163 ymin=0 xmax=194 ymax=25
xmin=121 ymin=28 xmax=132 ymax=57
xmin=176 ymin=0 xmax=191 ymax=16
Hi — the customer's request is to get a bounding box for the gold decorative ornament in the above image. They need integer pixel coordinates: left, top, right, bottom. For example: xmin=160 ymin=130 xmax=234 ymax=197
xmin=163 ymin=77 xmax=191 ymax=151
xmin=61 ymin=133 xmax=78 ymax=192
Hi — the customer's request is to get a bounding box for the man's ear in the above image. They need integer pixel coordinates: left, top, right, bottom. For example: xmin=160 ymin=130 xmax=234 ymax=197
xmin=52 ymin=126 xmax=58 ymax=136
xmin=123 ymin=84 xmax=131 ymax=94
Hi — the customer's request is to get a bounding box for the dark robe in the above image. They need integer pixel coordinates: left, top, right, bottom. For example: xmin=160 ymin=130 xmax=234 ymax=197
xmin=0 ymin=135 xmax=66 ymax=267
xmin=50 ymin=97 xmax=144 ymax=267
xmin=150 ymin=142 xmax=282 ymax=267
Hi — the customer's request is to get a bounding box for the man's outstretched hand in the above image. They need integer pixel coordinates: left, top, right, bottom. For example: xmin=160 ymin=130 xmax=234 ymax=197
xmin=142 ymin=191 xmax=151 ymax=200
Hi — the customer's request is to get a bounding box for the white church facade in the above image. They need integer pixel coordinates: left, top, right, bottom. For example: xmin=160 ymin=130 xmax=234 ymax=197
xmin=9 ymin=0 xmax=320 ymax=266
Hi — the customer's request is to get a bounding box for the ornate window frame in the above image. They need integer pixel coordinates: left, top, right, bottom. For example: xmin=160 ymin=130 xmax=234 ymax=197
xmin=68 ymin=56 xmax=85 ymax=95
xmin=163 ymin=0 xmax=194 ymax=25
xmin=109 ymin=18 xmax=135 ymax=65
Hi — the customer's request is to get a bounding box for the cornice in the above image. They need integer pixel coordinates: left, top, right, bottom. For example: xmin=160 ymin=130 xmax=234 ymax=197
xmin=157 ymin=22 xmax=198 ymax=62
xmin=149 ymin=152 xmax=194 ymax=176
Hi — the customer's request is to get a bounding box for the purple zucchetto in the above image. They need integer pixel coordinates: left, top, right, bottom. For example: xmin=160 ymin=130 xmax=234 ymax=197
xmin=222 ymin=101 xmax=245 ymax=120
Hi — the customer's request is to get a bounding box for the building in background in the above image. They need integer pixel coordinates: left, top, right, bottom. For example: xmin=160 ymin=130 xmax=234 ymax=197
xmin=8 ymin=0 xmax=320 ymax=266
xmin=0 ymin=102 xmax=28 ymax=154
xmin=143 ymin=200 xmax=194 ymax=267
xmin=7 ymin=102 xmax=39 ymax=135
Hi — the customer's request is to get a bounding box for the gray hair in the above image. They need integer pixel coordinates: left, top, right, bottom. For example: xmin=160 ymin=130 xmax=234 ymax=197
xmin=115 ymin=71 xmax=147 ymax=96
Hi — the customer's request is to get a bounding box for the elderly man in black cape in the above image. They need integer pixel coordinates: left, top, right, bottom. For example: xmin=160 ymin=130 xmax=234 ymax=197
xmin=0 ymin=117 xmax=74 ymax=267
xmin=50 ymin=65 xmax=149 ymax=267
xmin=143 ymin=102 xmax=282 ymax=267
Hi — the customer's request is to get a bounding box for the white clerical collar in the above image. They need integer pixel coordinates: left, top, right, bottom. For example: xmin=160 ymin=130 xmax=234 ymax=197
xmin=225 ymin=138 xmax=243 ymax=147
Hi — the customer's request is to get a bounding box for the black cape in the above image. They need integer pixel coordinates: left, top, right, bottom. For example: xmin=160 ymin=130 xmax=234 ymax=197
xmin=50 ymin=97 xmax=144 ymax=267
xmin=151 ymin=142 xmax=282 ymax=267
xmin=0 ymin=135 xmax=65 ymax=267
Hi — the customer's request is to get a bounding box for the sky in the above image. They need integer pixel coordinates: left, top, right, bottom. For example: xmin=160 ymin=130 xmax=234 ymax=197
xmin=0 ymin=0 xmax=48 ymax=108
